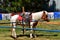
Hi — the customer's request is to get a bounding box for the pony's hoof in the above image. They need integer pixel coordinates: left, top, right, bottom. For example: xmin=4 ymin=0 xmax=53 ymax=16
xmin=33 ymin=34 xmax=36 ymax=38
xmin=10 ymin=36 xmax=17 ymax=39
xmin=33 ymin=35 xmax=36 ymax=38
xmin=30 ymin=34 xmax=33 ymax=39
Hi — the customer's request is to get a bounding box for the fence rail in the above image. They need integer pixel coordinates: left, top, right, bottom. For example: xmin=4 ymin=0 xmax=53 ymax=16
xmin=0 ymin=26 xmax=60 ymax=32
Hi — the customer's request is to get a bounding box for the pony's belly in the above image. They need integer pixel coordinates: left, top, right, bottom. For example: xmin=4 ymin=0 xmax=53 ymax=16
xmin=32 ymin=16 xmax=41 ymax=21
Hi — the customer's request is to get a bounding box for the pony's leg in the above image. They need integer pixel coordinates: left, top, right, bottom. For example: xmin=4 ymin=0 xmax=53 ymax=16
xmin=11 ymin=22 xmax=17 ymax=38
xmin=33 ymin=22 xmax=38 ymax=38
xmin=33 ymin=26 xmax=36 ymax=38
xmin=30 ymin=22 xmax=34 ymax=38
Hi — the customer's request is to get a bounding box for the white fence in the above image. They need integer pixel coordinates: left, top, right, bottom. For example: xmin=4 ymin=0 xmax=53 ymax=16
xmin=0 ymin=13 xmax=11 ymax=20
xmin=0 ymin=12 xmax=60 ymax=20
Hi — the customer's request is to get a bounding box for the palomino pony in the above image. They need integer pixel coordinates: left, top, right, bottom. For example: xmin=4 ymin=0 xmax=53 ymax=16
xmin=10 ymin=11 xmax=49 ymax=39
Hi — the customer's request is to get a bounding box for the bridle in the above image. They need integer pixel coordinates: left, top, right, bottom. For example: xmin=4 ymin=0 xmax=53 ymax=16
xmin=41 ymin=11 xmax=49 ymax=22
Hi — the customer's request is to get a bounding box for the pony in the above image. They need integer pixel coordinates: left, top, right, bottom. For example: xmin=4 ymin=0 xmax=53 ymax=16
xmin=10 ymin=11 xmax=49 ymax=39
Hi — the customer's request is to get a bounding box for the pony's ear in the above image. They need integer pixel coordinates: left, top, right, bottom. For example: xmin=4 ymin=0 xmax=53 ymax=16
xmin=43 ymin=11 xmax=45 ymax=14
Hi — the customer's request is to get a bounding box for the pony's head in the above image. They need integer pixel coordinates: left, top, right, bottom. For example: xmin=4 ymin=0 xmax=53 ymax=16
xmin=41 ymin=11 xmax=49 ymax=22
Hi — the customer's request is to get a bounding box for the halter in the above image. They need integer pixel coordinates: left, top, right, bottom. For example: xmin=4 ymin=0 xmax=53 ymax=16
xmin=40 ymin=11 xmax=48 ymax=21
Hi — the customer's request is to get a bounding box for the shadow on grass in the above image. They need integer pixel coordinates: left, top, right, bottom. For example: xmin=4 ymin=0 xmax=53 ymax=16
xmin=10 ymin=34 xmax=58 ymax=40
xmin=10 ymin=34 xmax=58 ymax=38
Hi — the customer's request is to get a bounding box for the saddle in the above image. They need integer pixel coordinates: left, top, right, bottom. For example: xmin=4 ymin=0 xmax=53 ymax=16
xmin=17 ymin=15 xmax=22 ymax=21
xmin=17 ymin=14 xmax=32 ymax=24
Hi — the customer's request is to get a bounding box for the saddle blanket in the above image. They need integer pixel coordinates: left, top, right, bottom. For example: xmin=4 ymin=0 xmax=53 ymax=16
xmin=17 ymin=15 xmax=23 ymax=21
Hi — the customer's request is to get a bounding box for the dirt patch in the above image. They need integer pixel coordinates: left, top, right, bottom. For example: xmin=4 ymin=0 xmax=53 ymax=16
xmin=38 ymin=22 xmax=60 ymax=25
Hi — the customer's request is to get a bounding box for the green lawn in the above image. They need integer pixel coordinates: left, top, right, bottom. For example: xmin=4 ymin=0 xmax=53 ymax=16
xmin=0 ymin=20 xmax=60 ymax=40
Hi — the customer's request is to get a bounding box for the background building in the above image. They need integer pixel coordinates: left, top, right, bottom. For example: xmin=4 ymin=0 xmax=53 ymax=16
xmin=49 ymin=0 xmax=60 ymax=11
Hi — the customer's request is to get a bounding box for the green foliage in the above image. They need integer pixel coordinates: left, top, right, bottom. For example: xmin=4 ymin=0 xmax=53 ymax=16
xmin=0 ymin=0 xmax=50 ymax=12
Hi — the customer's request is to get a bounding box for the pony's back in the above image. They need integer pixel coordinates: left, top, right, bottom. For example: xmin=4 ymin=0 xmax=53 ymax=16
xmin=10 ymin=15 xmax=19 ymax=22
xmin=32 ymin=11 xmax=43 ymax=20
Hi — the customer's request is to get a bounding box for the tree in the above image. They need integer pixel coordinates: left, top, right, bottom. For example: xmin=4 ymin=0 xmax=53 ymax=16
xmin=0 ymin=0 xmax=50 ymax=12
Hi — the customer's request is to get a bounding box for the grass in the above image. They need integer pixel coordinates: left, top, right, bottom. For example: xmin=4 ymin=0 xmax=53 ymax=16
xmin=0 ymin=20 xmax=60 ymax=40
